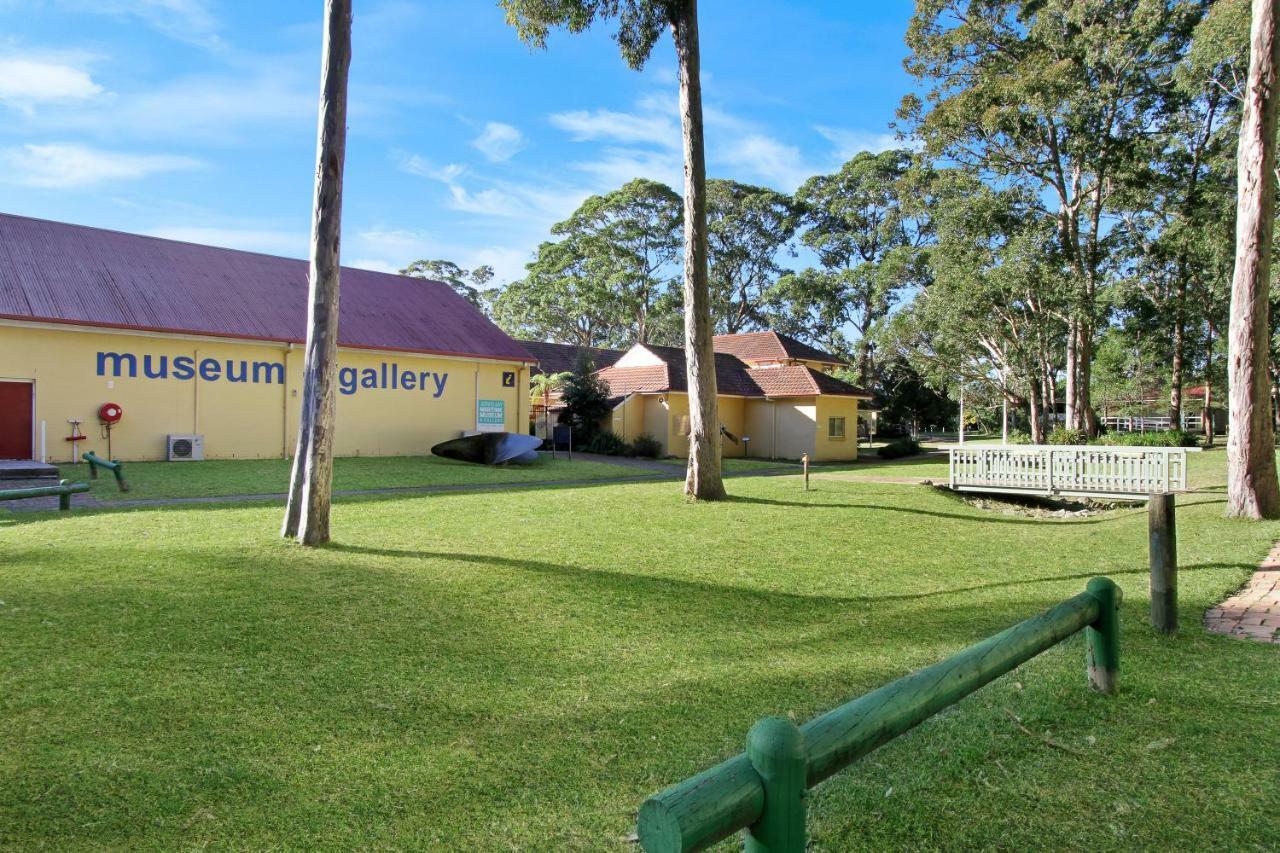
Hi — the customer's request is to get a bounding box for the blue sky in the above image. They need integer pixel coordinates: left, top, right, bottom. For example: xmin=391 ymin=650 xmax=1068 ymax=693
xmin=1 ymin=1 xmax=917 ymax=286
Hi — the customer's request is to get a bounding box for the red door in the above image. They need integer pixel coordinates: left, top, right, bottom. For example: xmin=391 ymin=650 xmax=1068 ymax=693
xmin=0 ymin=382 xmax=33 ymax=459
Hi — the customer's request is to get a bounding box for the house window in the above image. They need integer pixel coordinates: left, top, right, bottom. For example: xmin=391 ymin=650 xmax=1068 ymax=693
xmin=828 ymin=416 xmax=846 ymax=439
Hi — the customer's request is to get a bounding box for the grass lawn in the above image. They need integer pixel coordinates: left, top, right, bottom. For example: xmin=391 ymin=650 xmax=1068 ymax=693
xmin=61 ymin=453 xmax=635 ymax=501
xmin=722 ymin=457 xmax=801 ymax=472
xmin=2 ymin=460 xmax=1278 ymax=849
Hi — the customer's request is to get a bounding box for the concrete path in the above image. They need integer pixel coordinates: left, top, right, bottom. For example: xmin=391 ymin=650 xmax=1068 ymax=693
xmin=1205 ymin=542 xmax=1280 ymax=644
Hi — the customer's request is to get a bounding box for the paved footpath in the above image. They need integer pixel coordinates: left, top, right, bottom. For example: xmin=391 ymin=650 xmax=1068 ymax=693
xmin=1205 ymin=541 xmax=1280 ymax=644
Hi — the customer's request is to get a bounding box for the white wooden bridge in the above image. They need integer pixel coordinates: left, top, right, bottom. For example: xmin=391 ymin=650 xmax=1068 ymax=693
xmin=948 ymin=445 xmax=1195 ymax=500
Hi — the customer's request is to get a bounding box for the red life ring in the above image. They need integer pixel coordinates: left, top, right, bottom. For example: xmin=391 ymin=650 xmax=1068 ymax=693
xmin=98 ymin=402 xmax=123 ymax=424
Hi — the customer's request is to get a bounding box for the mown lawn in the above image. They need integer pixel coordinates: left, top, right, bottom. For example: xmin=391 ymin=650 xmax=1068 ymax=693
xmin=63 ymin=453 xmax=634 ymax=501
xmin=1 ymin=465 xmax=1277 ymax=849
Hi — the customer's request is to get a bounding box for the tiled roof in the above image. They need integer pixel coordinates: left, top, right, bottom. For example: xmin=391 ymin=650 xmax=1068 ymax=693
xmin=747 ymin=365 xmax=868 ymax=398
xmin=519 ymin=340 xmax=624 ymax=376
xmin=0 ymin=212 xmax=534 ymax=362
xmin=712 ymin=330 xmax=847 ymax=366
xmin=595 ymin=344 xmax=869 ymax=399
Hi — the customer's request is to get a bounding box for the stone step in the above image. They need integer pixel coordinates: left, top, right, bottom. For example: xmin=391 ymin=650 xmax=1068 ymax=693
xmin=0 ymin=460 xmax=61 ymax=480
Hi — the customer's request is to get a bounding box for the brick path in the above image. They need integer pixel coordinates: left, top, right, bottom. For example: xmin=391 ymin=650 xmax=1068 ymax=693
xmin=1205 ymin=542 xmax=1280 ymax=644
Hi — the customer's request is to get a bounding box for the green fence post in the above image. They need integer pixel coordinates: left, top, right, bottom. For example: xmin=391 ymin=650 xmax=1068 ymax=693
xmin=744 ymin=717 xmax=806 ymax=853
xmin=58 ymin=479 xmax=71 ymax=511
xmin=1085 ymin=577 xmax=1120 ymax=695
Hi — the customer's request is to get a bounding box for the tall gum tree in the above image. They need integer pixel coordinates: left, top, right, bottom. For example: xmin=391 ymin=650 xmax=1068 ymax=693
xmin=1226 ymin=0 xmax=1280 ymax=519
xmin=501 ymin=0 xmax=725 ymax=499
xmin=900 ymin=0 xmax=1197 ymax=435
xmin=281 ymin=0 xmax=352 ymax=546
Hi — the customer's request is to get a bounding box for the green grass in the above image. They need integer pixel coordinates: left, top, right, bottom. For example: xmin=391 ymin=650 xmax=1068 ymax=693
xmin=63 ymin=454 xmax=636 ymax=501
xmin=723 ymin=457 xmax=801 ymax=472
xmin=1 ymin=460 xmax=1277 ymax=849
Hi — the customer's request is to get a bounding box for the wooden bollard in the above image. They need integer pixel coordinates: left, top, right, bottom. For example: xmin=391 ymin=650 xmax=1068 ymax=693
xmin=1148 ymin=493 xmax=1177 ymax=634
xmin=1085 ymin=577 xmax=1121 ymax=695
xmin=745 ymin=717 xmax=806 ymax=853
xmin=801 ymin=452 xmax=809 ymax=491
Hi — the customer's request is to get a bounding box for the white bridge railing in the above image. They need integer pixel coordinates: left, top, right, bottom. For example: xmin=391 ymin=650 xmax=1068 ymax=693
xmin=948 ymin=445 xmax=1194 ymax=499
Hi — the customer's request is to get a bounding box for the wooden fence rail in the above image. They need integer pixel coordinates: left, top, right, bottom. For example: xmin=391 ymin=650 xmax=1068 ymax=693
xmin=637 ymin=578 xmax=1122 ymax=852
xmin=83 ymin=452 xmax=129 ymax=492
xmin=948 ymin=445 xmax=1191 ymax=499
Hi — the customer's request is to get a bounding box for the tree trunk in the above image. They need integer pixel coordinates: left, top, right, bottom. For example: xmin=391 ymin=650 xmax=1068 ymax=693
xmin=1076 ymin=322 xmax=1098 ymax=436
xmin=1064 ymin=317 xmax=1078 ymax=431
xmin=672 ymin=0 xmax=724 ymax=501
xmin=1028 ymin=383 xmax=1044 ymax=444
xmin=1169 ymin=313 xmax=1184 ymax=427
xmin=1204 ymin=327 xmax=1215 ymax=448
xmin=282 ymin=0 xmax=352 ymax=545
xmin=1227 ymin=0 xmax=1280 ymax=520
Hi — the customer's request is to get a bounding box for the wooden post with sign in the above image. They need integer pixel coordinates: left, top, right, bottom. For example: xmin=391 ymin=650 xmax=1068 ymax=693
xmin=802 ymin=452 xmax=809 ymax=491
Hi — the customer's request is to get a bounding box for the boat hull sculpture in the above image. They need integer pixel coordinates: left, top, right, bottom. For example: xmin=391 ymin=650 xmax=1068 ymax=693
xmin=431 ymin=431 xmax=542 ymax=466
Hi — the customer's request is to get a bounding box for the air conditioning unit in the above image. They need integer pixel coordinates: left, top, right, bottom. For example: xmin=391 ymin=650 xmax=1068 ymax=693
xmin=167 ymin=434 xmax=205 ymax=461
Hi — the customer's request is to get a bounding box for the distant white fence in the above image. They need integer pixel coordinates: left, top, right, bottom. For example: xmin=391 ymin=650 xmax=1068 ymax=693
xmin=948 ymin=445 xmax=1194 ymax=499
xmin=1102 ymin=415 xmax=1201 ymax=433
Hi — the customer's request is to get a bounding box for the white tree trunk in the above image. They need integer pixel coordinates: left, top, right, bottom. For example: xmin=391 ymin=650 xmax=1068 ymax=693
xmin=672 ymin=0 xmax=725 ymax=500
xmin=282 ymin=0 xmax=352 ymax=544
xmin=1227 ymin=0 xmax=1280 ymax=519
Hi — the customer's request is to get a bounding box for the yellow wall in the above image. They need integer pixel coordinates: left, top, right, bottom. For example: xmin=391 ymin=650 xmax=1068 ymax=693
xmin=717 ymin=396 xmax=746 ymax=458
xmin=664 ymin=393 xmax=691 ymax=459
xmin=0 ymin=321 xmax=529 ymax=462
xmin=609 ymin=394 xmax=646 ymax=443
xmin=814 ymin=396 xmax=861 ymax=462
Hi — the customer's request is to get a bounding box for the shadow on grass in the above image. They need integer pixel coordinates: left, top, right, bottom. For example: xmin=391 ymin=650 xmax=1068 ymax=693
xmin=324 ymin=543 xmax=1250 ymax=609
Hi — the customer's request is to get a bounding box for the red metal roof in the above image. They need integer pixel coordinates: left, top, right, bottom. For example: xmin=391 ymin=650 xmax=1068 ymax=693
xmin=0 ymin=212 xmax=534 ymax=363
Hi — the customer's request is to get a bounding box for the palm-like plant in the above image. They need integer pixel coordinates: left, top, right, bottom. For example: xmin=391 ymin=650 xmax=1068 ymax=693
xmin=530 ymin=371 xmax=573 ymax=444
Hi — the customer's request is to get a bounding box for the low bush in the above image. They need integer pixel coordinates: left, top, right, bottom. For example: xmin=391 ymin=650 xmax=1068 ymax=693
xmin=1006 ymin=430 xmax=1034 ymax=445
xmin=583 ymin=431 xmax=629 ymax=456
xmin=1092 ymin=429 xmax=1200 ymax=448
xmin=1046 ymin=426 xmax=1088 ymax=445
xmin=877 ymin=438 xmax=922 ymax=459
xmin=630 ymin=434 xmax=662 ymax=459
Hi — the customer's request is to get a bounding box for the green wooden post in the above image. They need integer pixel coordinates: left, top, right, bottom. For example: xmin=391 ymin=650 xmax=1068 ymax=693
xmin=744 ymin=717 xmax=806 ymax=853
xmin=1085 ymin=577 xmax=1120 ymax=695
xmin=58 ymin=479 xmax=71 ymax=511
xmin=1148 ymin=493 xmax=1177 ymax=633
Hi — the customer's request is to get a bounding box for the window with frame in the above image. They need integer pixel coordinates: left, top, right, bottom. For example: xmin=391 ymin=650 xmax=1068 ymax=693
xmin=828 ymin=416 xmax=846 ymax=439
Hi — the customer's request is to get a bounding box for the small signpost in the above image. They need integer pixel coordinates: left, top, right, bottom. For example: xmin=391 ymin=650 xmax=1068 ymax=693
xmin=801 ymin=452 xmax=809 ymax=491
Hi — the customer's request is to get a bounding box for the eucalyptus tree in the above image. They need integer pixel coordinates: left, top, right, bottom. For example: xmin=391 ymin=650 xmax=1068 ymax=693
xmin=890 ymin=174 xmax=1067 ymax=443
xmin=705 ymin=178 xmax=798 ymax=334
xmin=768 ymin=149 xmax=928 ymax=387
xmin=1226 ymin=0 xmax=1280 ymax=519
xmin=501 ymin=0 xmax=725 ymax=499
xmin=489 ymin=241 xmax=618 ymax=346
xmin=282 ymin=0 xmax=352 ymax=547
xmin=901 ymin=0 xmax=1200 ymax=435
xmin=552 ymin=178 xmax=683 ymax=345
xmin=400 ymin=259 xmax=494 ymax=310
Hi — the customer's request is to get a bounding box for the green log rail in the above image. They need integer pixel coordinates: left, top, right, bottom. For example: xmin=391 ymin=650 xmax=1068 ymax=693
xmin=638 ymin=577 xmax=1122 ymax=853
xmin=83 ymin=452 xmax=129 ymax=492
xmin=0 ymin=479 xmax=91 ymax=511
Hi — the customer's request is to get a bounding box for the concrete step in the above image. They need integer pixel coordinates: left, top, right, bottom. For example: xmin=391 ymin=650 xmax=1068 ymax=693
xmin=0 ymin=460 xmax=61 ymax=480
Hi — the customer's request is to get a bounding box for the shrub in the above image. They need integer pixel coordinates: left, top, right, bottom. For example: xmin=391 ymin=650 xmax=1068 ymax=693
xmin=630 ymin=434 xmax=662 ymax=458
xmin=1093 ymin=430 xmax=1200 ymax=448
xmin=1046 ymin=426 xmax=1088 ymax=445
xmin=877 ymin=438 xmax=922 ymax=459
xmin=557 ymin=366 xmax=612 ymax=445
xmin=584 ymin=430 xmax=629 ymax=456
xmin=1006 ymin=430 xmax=1034 ymax=445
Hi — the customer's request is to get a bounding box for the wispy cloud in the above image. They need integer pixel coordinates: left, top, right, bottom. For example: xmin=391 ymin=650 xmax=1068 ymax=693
xmin=814 ymin=126 xmax=903 ymax=159
xmin=355 ymin=227 xmax=532 ymax=285
xmin=397 ymin=152 xmax=586 ymax=221
xmin=0 ymin=143 xmax=202 ymax=187
xmin=60 ymin=0 xmax=228 ymax=52
xmin=0 ymin=56 xmax=105 ymax=112
xmin=550 ymin=105 xmax=679 ymax=149
xmin=718 ymin=133 xmax=813 ymax=192
xmin=472 ymin=121 xmax=526 ymax=163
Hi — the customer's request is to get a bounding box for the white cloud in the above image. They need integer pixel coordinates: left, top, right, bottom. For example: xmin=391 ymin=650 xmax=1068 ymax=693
xmin=396 ymin=152 xmax=586 ymax=221
xmin=570 ymin=147 xmax=682 ymax=191
xmin=471 ymin=122 xmax=525 ymax=162
xmin=349 ymin=258 xmax=401 ymax=274
xmin=0 ymin=143 xmax=202 ymax=187
xmin=61 ymin=0 xmax=227 ymax=51
xmin=145 ymin=225 xmax=304 ymax=256
xmin=355 ymin=228 xmax=532 ymax=285
xmin=717 ymin=134 xmax=812 ymax=192
xmin=0 ymin=57 xmax=104 ymax=110
xmin=550 ymin=106 xmax=679 ymax=149
xmin=815 ymin=126 xmax=903 ymax=159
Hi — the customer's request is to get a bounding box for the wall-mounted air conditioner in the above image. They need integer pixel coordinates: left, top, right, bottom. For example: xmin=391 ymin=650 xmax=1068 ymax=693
xmin=167 ymin=434 xmax=204 ymax=461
